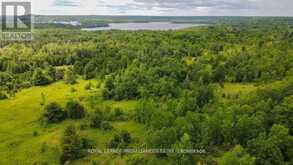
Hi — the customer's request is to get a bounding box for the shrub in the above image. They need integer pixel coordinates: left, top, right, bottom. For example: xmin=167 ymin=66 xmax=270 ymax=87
xmin=64 ymin=68 xmax=76 ymax=84
xmin=84 ymin=82 xmax=92 ymax=90
xmin=84 ymin=61 xmax=97 ymax=80
xmin=0 ymin=92 xmax=8 ymax=100
xmin=113 ymin=108 xmax=124 ymax=119
xmin=65 ymin=100 xmax=85 ymax=119
xmin=20 ymin=81 xmax=32 ymax=88
xmin=108 ymin=130 xmax=132 ymax=148
xmin=96 ymin=82 xmax=101 ymax=89
xmin=60 ymin=125 xmax=84 ymax=164
xmin=41 ymin=142 xmax=47 ymax=153
xmin=106 ymin=108 xmax=125 ymax=121
xmin=91 ymin=161 xmax=98 ymax=165
xmin=79 ymin=123 xmax=88 ymax=130
xmin=80 ymin=137 xmax=94 ymax=149
xmin=70 ymin=87 xmax=77 ymax=93
xmin=100 ymin=121 xmax=113 ymax=130
xmin=40 ymin=93 xmax=46 ymax=106
xmin=55 ymin=69 xmax=65 ymax=80
xmin=33 ymin=131 xmax=38 ymax=136
xmin=32 ymin=68 xmax=52 ymax=86
xmin=90 ymin=110 xmax=103 ymax=128
xmin=43 ymin=102 xmax=66 ymax=123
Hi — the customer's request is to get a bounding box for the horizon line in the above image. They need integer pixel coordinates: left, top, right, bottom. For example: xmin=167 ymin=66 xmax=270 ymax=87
xmin=2 ymin=14 xmax=293 ymax=17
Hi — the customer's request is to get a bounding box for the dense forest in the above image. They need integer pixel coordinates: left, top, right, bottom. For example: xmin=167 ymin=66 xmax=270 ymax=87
xmin=0 ymin=19 xmax=293 ymax=164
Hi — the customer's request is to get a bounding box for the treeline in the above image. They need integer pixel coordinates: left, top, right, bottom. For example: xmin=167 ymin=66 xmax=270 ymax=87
xmin=130 ymin=77 xmax=293 ymax=164
xmin=1 ymin=24 xmax=292 ymax=98
xmin=41 ymin=76 xmax=293 ymax=164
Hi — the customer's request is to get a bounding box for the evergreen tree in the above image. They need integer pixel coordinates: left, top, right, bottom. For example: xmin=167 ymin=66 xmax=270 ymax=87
xmin=65 ymin=100 xmax=85 ymax=119
xmin=43 ymin=102 xmax=66 ymax=123
xmin=60 ymin=125 xmax=84 ymax=164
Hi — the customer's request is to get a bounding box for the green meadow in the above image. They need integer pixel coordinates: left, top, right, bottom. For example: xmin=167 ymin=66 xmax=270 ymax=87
xmin=0 ymin=79 xmax=144 ymax=164
xmin=0 ymin=79 xmax=261 ymax=164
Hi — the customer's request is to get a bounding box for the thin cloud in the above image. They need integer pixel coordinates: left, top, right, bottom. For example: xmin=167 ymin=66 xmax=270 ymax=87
xmin=133 ymin=0 xmax=257 ymax=9
xmin=33 ymin=0 xmax=293 ymax=16
xmin=53 ymin=0 xmax=80 ymax=7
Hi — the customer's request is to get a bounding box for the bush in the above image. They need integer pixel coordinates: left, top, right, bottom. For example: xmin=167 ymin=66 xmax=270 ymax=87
xmin=43 ymin=102 xmax=66 ymax=123
xmin=102 ymin=88 xmax=113 ymax=100
xmin=64 ymin=68 xmax=76 ymax=84
xmin=32 ymin=68 xmax=52 ymax=86
xmin=90 ymin=110 xmax=103 ymax=128
xmin=60 ymin=125 xmax=84 ymax=164
xmin=79 ymin=123 xmax=88 ymax=130
xmin=96 ymin=82 xmax=101 ymax=89
xmin=41 ymin=142 xmax=47 ymax=153
xmin=100 ymin=121 xmax=113 ymax=130
xmin=19 ymin=81 xmax=32 ymax=88
xmin=0 ymin=92 xmax=8 ymax=100
xmin=55 ymin=69 xmax=65 ymax=80
xmin=80 ymin=137 xmax=94 ymax=149
xmin=65 ymin=101 xmax=85 ymax=119
xmin=33 ymin=131 xmax=38 ymax=136
xmin=70 ymin=87 xmax=77 ymax=93
xmin=113 ymin=108 xmax=124 ymax=119
xmin=90 ymin=109 xmax=113 ymax=130
xmin=84 ymin=61 xmax=97 ymax=80
xmin=106 ymin=108 xmax=126 ymax=121
xmin=108 ymin=130 xmax=132 ymax=148
xmin=84 ymin=82 xmax=92 ymax=90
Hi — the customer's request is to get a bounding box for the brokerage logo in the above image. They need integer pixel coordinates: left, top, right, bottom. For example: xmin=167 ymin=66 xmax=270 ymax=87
xmin=1 ymin=1 xmax=33 ymax=41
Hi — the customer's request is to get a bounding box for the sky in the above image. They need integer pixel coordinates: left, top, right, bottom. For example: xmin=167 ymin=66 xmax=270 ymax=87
xmin=5 ymin=0 xmax=293 ymax=16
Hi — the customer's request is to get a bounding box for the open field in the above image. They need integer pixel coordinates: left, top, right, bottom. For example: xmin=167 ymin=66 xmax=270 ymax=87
xmin=0 ymin=80 xmax=142 ymax=164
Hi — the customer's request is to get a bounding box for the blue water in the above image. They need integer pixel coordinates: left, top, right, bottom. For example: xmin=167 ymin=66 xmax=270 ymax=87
xmin=82 ymin=22 xmax=206 ymax=31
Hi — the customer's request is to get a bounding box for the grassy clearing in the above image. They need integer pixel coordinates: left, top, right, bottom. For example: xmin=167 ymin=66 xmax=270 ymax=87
xmin=0 ymin=79 xmax=141 ymax=165
xmin=0 ymin=79 xmax=260 ymax=164
xmin=222 ymin=83 xmax=258 ymax=94
xmin=215 ymin=83 xmax=258 ymax=101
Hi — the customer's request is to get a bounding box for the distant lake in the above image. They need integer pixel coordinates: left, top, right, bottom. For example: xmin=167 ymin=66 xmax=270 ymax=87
xmin=82 ymin=22 xmax=206 ymax=31
xmin=52 ymin=21 xmax=81 ymax=26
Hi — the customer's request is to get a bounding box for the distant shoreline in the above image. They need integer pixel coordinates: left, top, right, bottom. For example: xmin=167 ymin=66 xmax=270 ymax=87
xmin=81 ymin=22 xmax=208 ymax=31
